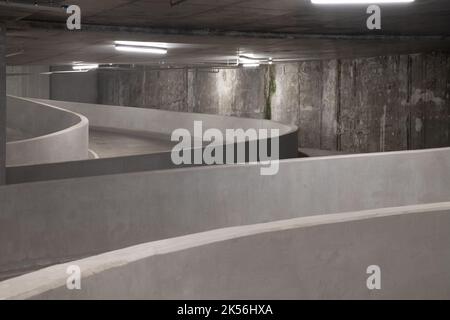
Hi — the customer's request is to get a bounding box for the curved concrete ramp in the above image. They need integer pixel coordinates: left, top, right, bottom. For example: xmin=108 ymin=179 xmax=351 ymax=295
xmin=1 ymin=97 xmax=449 ymax=299
xmin=33 ymin=98 xmax=297 ymax=141
xmin=6 ymin=98 xmax=298 ymax=184
xmin=1 ymin=202 xmax=449 ymax=299
xmin=1 ymin=148 xmax=449 ymax=281
xmin=6 ymin=96 xmax=89 ymax=166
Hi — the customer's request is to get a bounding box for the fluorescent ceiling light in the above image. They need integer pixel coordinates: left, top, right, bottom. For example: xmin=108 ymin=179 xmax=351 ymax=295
xmin=239 ymin=55 xmax=260 ymax=63
xmin=114 ymin=41 xmax=167 ymax=47
xmin=242 ymin=63 xmax=260 ymax=68
xmin=239 ymin=55 xmax=264 ymax=67
xmin=311 ymin=0 xmax=413 ymax=4
xmin=114 ymin=41 xmax=168 ymax=54
xmin=239 ymin=57 xmax=259 ymax=64
xmin=115 ymin=44 xmax=168 ymax=54
xmin=41 ymin=70 xmax=90 ymax=75
xmin=72 ymin=64 xmax=99 ymax=71
xmin=239 ymin=54 xmax=273 ymax=67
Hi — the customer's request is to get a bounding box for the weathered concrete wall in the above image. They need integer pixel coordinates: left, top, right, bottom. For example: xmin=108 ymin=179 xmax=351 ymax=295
xmin=50 ymin=66 xmax=97 ymax=104
xmin=0 ymin=25 xmax=5 ymax=184
xmin=271 ymin=61 xmax=339 ymax=151
xmin=98 ymin=67 xmax=189 ymax=112
xmin=338 ymin=56 xmax=410 ymax=152
xmin=191 ymin=68 xmax=266 ymax=118
xmin=98 ymin=66 xmax=267 ymax=118
xmin=272 ymin=53 xmax=450 ymax=152
xmin=95 ymin=52 xmax=450 ymax=153
xmin=6 ymin=66 xmax=50 ymax=99
xmin=409 ymin=54 xmax=450 ymax=150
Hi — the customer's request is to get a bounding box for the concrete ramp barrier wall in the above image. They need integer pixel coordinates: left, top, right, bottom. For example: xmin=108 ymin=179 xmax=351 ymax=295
xmin=1 ymin=148 xmax=449 ymax=279
xmin=1 ymin=202 xmax=450 ymax=299
xmin=6 ymin=96 xmax=89 ymax=166
xmin=6 ymin=98 xmax=298 ymax=184
xmin=33 ymin=98 xmax=296 ymax=139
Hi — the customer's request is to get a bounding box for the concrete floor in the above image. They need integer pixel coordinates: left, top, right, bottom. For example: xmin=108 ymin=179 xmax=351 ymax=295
xmin=89 ymin=129 xmax=176 ymax=158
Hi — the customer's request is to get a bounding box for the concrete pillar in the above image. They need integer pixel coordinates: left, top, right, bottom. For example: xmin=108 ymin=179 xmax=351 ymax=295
xmin=0 ymin=24 xmax=5 ymax=184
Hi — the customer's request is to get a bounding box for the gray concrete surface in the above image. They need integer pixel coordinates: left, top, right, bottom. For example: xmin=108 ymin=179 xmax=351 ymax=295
xmin=99 ymin=67 xmax=267 ymax=119
xmin=6 ymin=127 xmax=28 ymax=142
xmin=1 ymin=147 xmax=449 ymax=280
xmin=94 ymin=52 xmax=450 ymax=153
xmin=0 ymin=24 xmax=5 ymax=184
xmin=50 ymin=67 xmax=98 ymax=104
xmin=6 ymin=96 xmax=89 ymax=166
xmin=1 ymin=202 xmax=450 ymax=299
xmin=6 ymin=66 xmax=50 ymax=99
xmin=4 ymin=1 xmax=450 ymax=66
xmin=7 ymin=53 xmax=449 ymax=155
xmin=3 ymin=0 xmax=450 ymax=36
xmin=298 ymin=148 xmax=349 ymax=158
xmin=35 ymin=98 xmax=295 ymax=137
xmin=6 ymin=150 xmax=191 ymax=185
xmin=89 ymin=129 xmax=176 ymax=158
xmin=272 ymin=54 xmax=450 ymax=152
xmin=7 ymin=96 xmax=81 ymax=138
xmin=4 ymin=97 xmax=297 ymax=184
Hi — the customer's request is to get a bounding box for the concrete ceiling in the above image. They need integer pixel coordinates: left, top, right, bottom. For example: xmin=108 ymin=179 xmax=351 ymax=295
xmin=2 ymin=0 xmax=450 ymax=66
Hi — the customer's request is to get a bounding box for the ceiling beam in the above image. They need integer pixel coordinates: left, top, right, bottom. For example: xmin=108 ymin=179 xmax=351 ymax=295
xmin=8 ymin=20 xmax=450 ymax=42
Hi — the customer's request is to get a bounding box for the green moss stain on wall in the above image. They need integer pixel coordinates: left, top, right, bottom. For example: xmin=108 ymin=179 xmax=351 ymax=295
xmin=264 ymin=65 xmax=276 ymax=120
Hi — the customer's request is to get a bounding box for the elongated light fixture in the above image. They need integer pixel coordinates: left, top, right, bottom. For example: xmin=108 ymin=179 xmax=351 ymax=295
xmin=242 ymin=63 xmax=261 ymax=68
xmin=114 ymin=41 xmax=168 ymax=54
xmin=72 ymin=64 xmax=99 ymax=71
xmin=311 ymin=0 xmax=413 ymax=4
xmin=239 ymin=55 xmax=263 ymax=68
xmin=42 ymin=70 xmax=90 ymax=75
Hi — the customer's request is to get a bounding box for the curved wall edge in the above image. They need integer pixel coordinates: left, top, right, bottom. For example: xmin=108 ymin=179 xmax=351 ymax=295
xmin=6 ymin=96 xmax=89 ymax=166
xmin=1 ymin=147 xmax=449 ymax=279
xmin=6 ymin=98 xmax=298 ymax=183
xmin=1 ymin=202 xmax=450 ymax=299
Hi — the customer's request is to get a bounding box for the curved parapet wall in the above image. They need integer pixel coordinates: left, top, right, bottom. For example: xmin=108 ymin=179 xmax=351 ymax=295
xmin=33 ymin=98 xmax=297 ymax=141
xmin=1 ymin=148 xmax=449 ymax=280
xmin=6 ymin=98 xmax=298 ymax=183
xmin=35 ymin=98 xmax=299 ymax=162
xmin=6 ymin=96 xmax=89 ymax=166
xmin=1 ymin=202 xmax=450 ymax=299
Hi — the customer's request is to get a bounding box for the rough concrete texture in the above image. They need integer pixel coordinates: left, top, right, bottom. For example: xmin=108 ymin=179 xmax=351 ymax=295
xmin=271 ymin=61 xmax=339 ymax=151
xmin=191 ymin=68 xmax=266 ymax=118
xmin=5 ymin=1 xmax=450 ymax=67
xmin=6 ymin=66 xmax=49 ymax=99
xmin=338 ymin=56 xmax=409 ymax=152
xmin=409 ymin=54 xmax=450 ymax=149
xmin=98 ymin=67 xmax=189 ymax=112
xmin=272 ymin=53 xmax=450 ymax=152
xmin=4 ymin=0 xmax=450 ymax=36
xmin=0 ymin=25 xmax=5 ymax=184
xmin=94 ymin=52 xmax=450 ymax=153
xmin=98 ymin=66 xmax=267 ymax=118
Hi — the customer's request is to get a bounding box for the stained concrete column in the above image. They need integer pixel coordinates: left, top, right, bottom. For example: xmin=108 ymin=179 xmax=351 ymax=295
xmin=0 ymin=24 xmax=5 ymax=184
